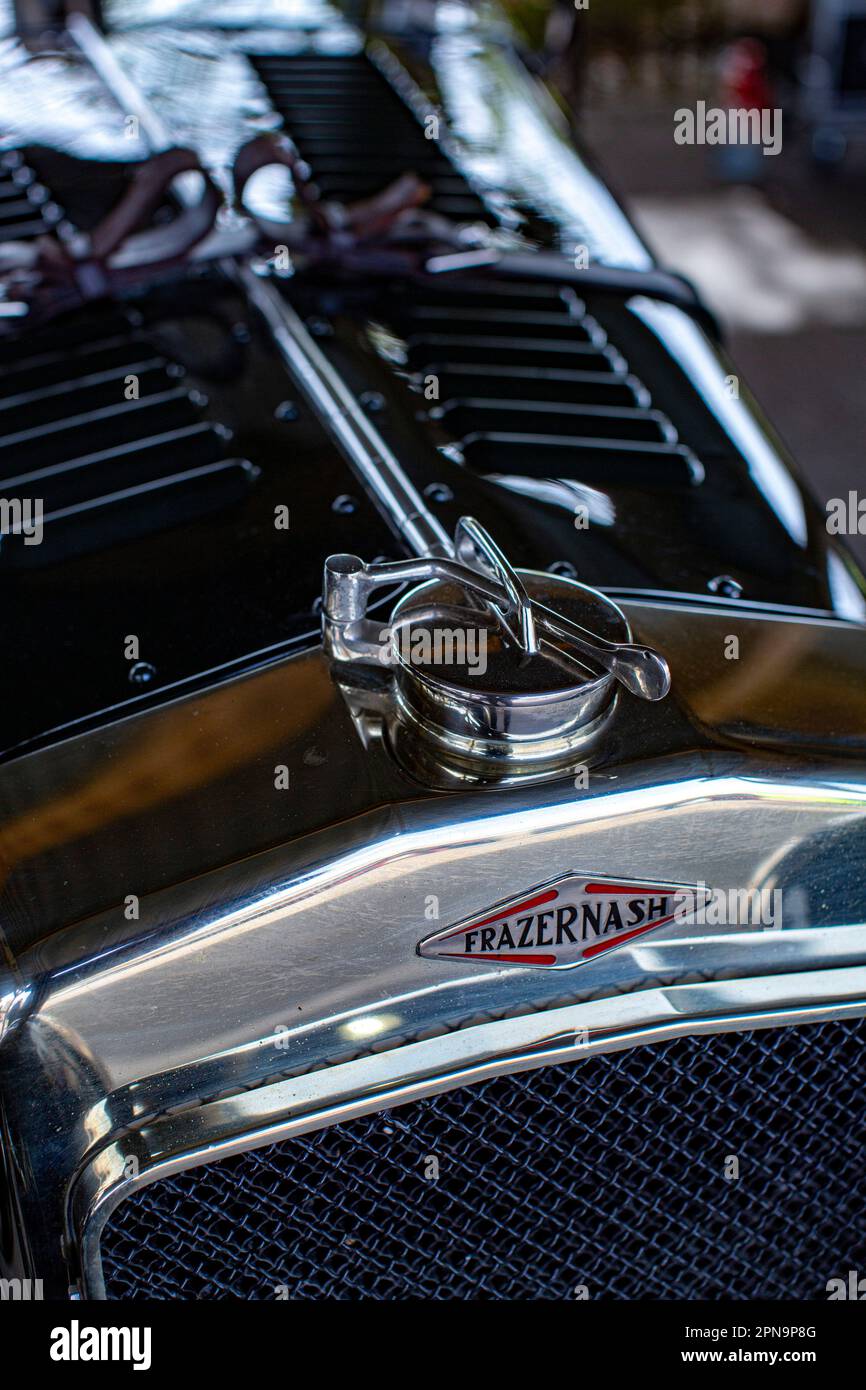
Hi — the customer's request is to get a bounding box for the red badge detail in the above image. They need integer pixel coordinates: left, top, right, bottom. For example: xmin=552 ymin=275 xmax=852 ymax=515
xmin=418 ymin=874 xmax=708 ymax=970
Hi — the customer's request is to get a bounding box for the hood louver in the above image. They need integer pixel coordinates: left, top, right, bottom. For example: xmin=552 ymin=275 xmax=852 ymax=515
xmin=0 ymin=308 xmax=256 ymax=566
xmin=250 ymin=52 xmax=493 ymax=224
xmin=386 ymin=279 xmax=705 ymax=491
xmin=0 ymin=151 xmax=63 ymax=243
xmin=248 ymin=54 xmax=704 ymax=495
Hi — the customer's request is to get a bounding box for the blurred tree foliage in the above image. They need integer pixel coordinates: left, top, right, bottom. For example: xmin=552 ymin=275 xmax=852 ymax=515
xmin=500 ymin=0 xmax=729 ymax=55
xmin=498 ymin=0 xmax=553 ymax=50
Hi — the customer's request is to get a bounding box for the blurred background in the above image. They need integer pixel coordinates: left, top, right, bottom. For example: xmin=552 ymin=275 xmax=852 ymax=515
xmin=509 ymin=0 xmax=866 ymax=564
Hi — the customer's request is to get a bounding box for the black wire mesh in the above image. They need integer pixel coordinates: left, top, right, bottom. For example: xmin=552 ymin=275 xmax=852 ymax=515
xmin=100 ymin=1018 xmax=866 ymax=1299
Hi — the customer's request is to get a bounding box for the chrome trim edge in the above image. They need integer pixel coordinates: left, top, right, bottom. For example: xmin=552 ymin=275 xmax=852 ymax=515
xmin=74 ymin=971 xmax=866 ymax=1298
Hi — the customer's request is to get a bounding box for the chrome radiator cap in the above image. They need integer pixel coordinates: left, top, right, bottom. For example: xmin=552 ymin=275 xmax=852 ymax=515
xmin=322 ymin=517 xmax=671 ymax=776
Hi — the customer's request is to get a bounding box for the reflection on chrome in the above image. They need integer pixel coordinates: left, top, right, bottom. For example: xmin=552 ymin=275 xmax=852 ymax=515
xmin=629 ymin=295 xmax=809 ymax=548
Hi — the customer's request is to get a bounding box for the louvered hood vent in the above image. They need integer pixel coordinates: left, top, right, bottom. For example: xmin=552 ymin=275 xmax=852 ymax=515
xmin=249 ymin=50 xmax=702 ymax=496
xmin=0 ymin=308 xmax=256 ymax=567
xmin=384 ymin=278 xmax=704 ymax=492
xmin=0 ymin=150 xmax=64 ymax=243
xmin=0 ymin=268 xmax=403 ymax=760
xmin=249 ymin=53 xmax=493 ymax=224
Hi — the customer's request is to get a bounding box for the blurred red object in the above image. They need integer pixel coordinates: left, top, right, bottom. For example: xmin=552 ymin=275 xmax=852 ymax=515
xmin=721 ymin=37 xmax=775 ymax=111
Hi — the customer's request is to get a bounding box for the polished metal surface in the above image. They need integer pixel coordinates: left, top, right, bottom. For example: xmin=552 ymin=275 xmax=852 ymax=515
xmin=67 ymin=13 xmax=170 ymax=152
xmin=389 ymin=571 xmax=621 ymax=765
xmin=323 ymin=516 xmax=671 ymax=771
xmin=532 ymin=601 xmax=671 ymax=701
xmin=454 ymin=515 xmax=539 ymax=656
xmin=2 ymin=0 xmax=866 ymax=1306
xmin=74 ymin=968 xmax=866 ymax=1299
xmin=416 ymin=872 xmax=712 ymax=968
xmin=237 ymin=266 xmax=454 ymax=559
xmin=68 ymin=13 xmax=454 ymax=564
xmin=453 ymin=516 xmax=671 ymax=699
xmin=2 ymin=594 xmax=866 ymax=1297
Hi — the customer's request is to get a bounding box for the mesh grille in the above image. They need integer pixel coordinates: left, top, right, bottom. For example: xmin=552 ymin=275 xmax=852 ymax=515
xmin=100 ymin=1018 xmax=866 ymax=1300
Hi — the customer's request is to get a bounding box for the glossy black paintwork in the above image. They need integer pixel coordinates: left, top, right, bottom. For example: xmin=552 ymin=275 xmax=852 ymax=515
xmin=1 ymin=12 xmax=862 ymax=764
xmin=0 ymin=273 xmax=403 ymax=759
xmin=287 ymin=272 xmax=850 ymax=607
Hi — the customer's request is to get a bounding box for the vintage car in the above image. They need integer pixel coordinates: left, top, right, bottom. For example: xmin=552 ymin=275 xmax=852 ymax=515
xmin=0 ymin=0 xmax=864 ymax=1303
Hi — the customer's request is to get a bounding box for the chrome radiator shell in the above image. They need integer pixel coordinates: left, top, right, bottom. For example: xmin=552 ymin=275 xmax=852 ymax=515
xmin=2 ymin=597 xmax=866 ymax=1297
